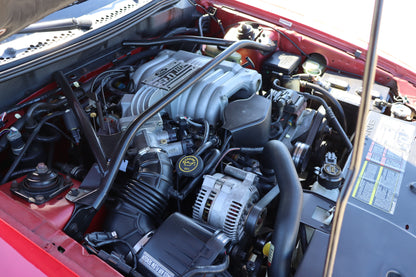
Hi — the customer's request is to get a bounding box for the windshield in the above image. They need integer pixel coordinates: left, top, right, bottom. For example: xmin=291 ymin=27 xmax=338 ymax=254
xmin=250 ymin=0 xmax=416 ymax=72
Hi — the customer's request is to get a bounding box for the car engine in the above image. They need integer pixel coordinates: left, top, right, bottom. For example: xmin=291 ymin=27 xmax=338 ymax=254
xmin=0 ymin=1 xmax=406 ymax=276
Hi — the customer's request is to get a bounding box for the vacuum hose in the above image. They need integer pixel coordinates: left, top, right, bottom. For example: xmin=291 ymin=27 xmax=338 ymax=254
xmin=262 ymin=140 xmax=303 ymax=277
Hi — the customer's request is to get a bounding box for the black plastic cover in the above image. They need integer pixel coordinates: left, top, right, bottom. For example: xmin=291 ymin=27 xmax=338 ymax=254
xmin=263 ymin=51 xmax=302 ymax=75
xmin=136 ymin=213 xmax=229 ymax=277
xmin=223 ymin=95 xmax=271 ymax=147
xmin=297 ymin=112 xmax=416 ymax=276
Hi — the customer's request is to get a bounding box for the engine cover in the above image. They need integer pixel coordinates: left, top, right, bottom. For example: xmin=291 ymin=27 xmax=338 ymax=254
xmin=121 ymin=50 xmax=262 ymax=125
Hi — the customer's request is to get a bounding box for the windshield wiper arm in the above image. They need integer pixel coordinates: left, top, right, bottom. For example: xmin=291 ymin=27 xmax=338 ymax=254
xmin=19 ymin=17 xmax=92 ymax=33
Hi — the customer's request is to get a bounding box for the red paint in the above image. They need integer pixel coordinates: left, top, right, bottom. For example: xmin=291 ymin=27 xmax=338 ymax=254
xmin=396 ymin=78 xmax=416 ymax=108
xmin=17 ymin=82 xmax=58 ymax=105
xmin=0 ymin=218 xmax=76 ymax=277
xmin=1 ymin=2 xmax=416 ymax=276
xmin=200 ymin=0 xmax=416 ymax=103
xmin=0 ymin=179 xmax=122 ymax=276
xmin=237 ymin=27 xmax=279 ymax=71
xmin=79 ymin=46 xmax=143 ymax=83
xmin=204 ymin=0 xmax=416 ymax=84
xmin=0 ymin=236 xmax=47 ymax=277
xmin=1 ymin=176 xmax=79 ymax=229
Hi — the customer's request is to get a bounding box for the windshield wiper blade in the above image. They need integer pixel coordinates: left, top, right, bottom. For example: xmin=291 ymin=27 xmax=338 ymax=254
xmin=19 ymin=17 xmax=92 ymax=33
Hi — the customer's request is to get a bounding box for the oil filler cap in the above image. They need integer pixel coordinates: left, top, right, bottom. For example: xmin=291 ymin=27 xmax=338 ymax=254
xmin=176 ymin=155 xmax=203 ymax=177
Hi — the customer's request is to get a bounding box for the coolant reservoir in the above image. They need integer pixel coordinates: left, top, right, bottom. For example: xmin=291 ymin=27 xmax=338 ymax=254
xmin=205 ymin=22 xmax=278 ymax=70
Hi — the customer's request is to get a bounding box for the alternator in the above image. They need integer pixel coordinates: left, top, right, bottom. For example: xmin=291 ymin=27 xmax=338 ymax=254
xmin=193 ymin=165 xmax=259 ymax=241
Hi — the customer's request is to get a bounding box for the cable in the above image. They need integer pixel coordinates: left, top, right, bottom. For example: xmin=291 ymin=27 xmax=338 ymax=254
xmin=1 ymin=89 xmax=59 ymax=115
xmin=195 ymin=138 xmax=215 ymax=156
xmin=222 ymin=21 xmax=308 ymax=57
xmin=123 ymin=36 xmax=276 ymax=52
xmin=298 ymin=91 xmax=352 ymax=151
xmin=213 ymin=147 xmax=241 ymax=171
xmin=25 ymin=99 xmax=67 ymax=128
xmin=44 ymin=122 xmax=76 ymax=144
xmin=63 ymin=40 xmax=277 ymax=240
xmin=10 ymin=168 xmax=36 ymax=179
xmin=272 ymin=82 xmax=351 ymax=150
xmin=220 ymin=133 xmax=232 ymax=153
xmin=186 ymin=0 xmax=225 ymax=35
xmin=0 ymin=129 xmax=10 ymax=137
xmin=184 ymin=118 xmax=210 ymax=144
xmin=182 ymin=255 xmax=230 ymax=277
xmin=184 ymin=117 xmax=203 ymax=127
xmin=171 ymin=148 xmax=221 ymax=200
xmin=90 ymin=239 xmax=138 ymax=271
xmin=90 ymin=67 xmax=133 ymax=98
xmin=198 ymin=15 xmax=206 ymax=37
xmin=300 ymin=80 xmax=348 ymax=131
xmin=202 ymin=119 xmax=210 ymax=144
xmin=275 ymin=29 xmax=308 ymax=57
xmin=1 ymin=111 xmax=65 ymax=184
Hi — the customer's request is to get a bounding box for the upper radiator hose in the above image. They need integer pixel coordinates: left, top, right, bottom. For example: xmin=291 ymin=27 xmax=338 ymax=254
xmin=261 ymin=140 xmax=303 ymax=277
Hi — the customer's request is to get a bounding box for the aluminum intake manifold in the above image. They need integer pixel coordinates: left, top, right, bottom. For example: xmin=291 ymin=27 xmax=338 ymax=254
xmin=121 ymin=49 xmax=262 ymax=125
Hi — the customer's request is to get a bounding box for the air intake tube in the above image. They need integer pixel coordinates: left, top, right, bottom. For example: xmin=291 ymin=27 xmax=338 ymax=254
xmin=104 ymin=131 xmax=173 ymax=255
xmin=262 ymin=140 xmax=303 ymax=277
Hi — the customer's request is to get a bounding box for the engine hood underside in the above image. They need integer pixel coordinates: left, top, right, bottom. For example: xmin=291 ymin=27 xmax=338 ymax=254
xmin=0 ymin=0 xmax=75 ymax=40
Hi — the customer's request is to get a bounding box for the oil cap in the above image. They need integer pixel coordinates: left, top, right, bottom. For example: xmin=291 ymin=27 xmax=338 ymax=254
xmin=318 ymin=152 xmax=342 ymax=190
xmin=176 ymin=155 xmax=203 ymax=177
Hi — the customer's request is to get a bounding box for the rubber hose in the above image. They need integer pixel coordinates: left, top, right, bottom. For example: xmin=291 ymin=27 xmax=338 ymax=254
xmin=298 ymin=92 xmax=353 ymax=152
xmin=93 ymin=39 xmax=276 ymax=210
xmin=1 ymin=111 xmax=65 ymax=184
xmin=25 ymin=99 xmax=66 ymax=128
xmin=301 ymin=81 xmax=347 ymax=131
xmin=182 ymin=255 xmax=230 ymax=277
xmin=0 ymin=100 xmax=65 ymax=152
xmin=261 ymin=140 xmax=303 ymax=277
xmin=171 ymin=148 xmax=221 ymax=200
xmin=123 ymin=35 xmax=275 ymax=52
xmin=195 ymin=137 xmax=216 ymax=156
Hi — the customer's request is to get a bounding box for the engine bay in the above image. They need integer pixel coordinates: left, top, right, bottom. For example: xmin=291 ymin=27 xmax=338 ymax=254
xmin=0 ymin=1 xmax=415 ymax=276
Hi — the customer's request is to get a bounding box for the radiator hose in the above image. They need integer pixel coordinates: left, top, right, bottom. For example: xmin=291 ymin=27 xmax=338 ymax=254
xmin=262 ymin=140 xmax=303 ymax=277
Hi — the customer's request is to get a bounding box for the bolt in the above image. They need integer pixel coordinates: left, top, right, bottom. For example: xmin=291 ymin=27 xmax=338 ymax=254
xmin=68 ymin=189 xmax=79 ymax=196
xmin=36 ymin=163 xmax=49 ymax=174
xmin=246 ymin=261 xmax=256 ymax=272
xmin=409 ymin=183 xmax=416 ymax=194
xmin=4 ymin=47 xmax=16 ymax=58
xmin=10 ymin=180 xmax=18 ymax=189
xmin=35 ymin=195 xmax=45 ymax=202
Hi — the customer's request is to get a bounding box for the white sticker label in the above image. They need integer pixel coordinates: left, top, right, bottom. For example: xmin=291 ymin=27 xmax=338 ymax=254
xmin=279 ymin=18 xmax=293 ymax=27
xmin=353 ymin=115 xmax=416 ymax=214
xmin=139 ymin=251 xmax=175 ymax=277
xmin=268 ymin=243 xmax=274 ymax=265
